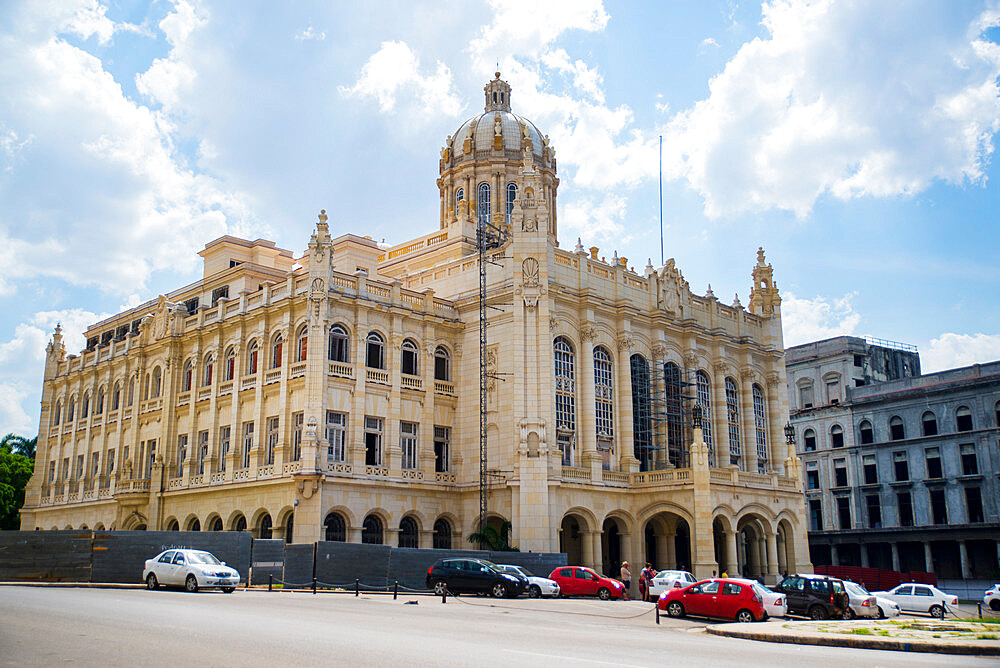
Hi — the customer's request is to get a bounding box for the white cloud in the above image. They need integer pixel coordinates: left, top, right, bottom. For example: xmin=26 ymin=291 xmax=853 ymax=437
xmin=701 ymin=37 xmax=720 ymax=48
xmin=294 ymin=26 xmax=326 ymax=41
xmin=921 ymin=333 xmax=1000 ymax=373
xmin=339 ymin=41 xmax=463 ymax=118
xmin=561 ymin=192 xmax=630 ymax=246
xmin=781 ymin=291 xmax=861 ymax=348
xmin=468 ymin=0 xmax=609 ymax=59
xmin=662 ymin=1 xmax=1000 ymax=219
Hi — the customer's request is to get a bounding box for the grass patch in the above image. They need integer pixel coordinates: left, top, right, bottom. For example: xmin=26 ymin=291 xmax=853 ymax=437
xmin=876 ymin=629 xmax=890 ymax=636
xmin=851 ymin=628 xmax=873 ymax=635
xmin=977 ymin=633 xmax=998 ymax=640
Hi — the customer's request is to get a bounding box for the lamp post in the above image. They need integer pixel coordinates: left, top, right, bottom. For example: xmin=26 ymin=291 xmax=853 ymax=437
xmin=784 ymin=422 xmax=795 ymax=446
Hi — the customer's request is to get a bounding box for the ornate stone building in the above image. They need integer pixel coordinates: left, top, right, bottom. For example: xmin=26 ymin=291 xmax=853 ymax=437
xmin=22 ymin=74 xmax=811 ymax=584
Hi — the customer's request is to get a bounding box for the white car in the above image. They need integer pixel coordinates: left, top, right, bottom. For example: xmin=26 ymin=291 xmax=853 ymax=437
xmin=842 ymin=581 xmax=879 ymax=618
xmin=734 ymin=578 xmax=787 ymax=618
xmin=984 ymin=584 xmax=1000 ymax=612
xmin=872 ymin=583 xmax=958 ymax=618
xmin=648 ymin=570 xmax=697 ymax=597
xmin=143 ymin=549 xmax=240 ymax=593
xmin=495 ymin=564 xmax=560 ymax=598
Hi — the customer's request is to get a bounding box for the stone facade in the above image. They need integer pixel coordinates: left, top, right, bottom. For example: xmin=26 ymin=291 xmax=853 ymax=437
xmin=21 ymin=74 xmax=811 ymax=585
xmin=787 ymin=336 xmax=1000 ymax=579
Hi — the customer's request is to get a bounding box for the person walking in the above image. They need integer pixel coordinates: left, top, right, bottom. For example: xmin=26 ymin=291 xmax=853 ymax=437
xmin=620 ymin=561 xmax=631 ymax=601
xmin=639 ymin=563 xmax=654 ymax=602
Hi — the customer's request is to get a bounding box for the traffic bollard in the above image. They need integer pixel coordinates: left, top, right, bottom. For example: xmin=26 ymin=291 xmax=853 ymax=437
xmin=268 ymin=574 xmax=273 ymax=592
xmin=979 ymin=603 xmax=983 ymax=619
xmin=312 ymin=577 xmax=317 ymax=595
xmin=442 ymin=586 xmax=447 ymax=604
xmin=394 ymin=580 xmax=399 ymax=600
xmin=355 ymin=579 xmax=360 ymax=597
xmin=655 ymin=604 xmax=660 ymax=625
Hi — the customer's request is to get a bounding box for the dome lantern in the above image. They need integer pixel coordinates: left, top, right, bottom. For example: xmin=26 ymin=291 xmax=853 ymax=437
xmin=484 ymin=72 xmax=512 ymax=112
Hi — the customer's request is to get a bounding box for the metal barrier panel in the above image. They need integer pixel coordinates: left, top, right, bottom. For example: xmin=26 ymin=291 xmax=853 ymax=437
xmin=91 ymin=531 xmax=251 ymax=583
xmin=486 ymin=552 xmax=568 ymax=579
xmin=250 ymin=539 xmax=285 ymax=585
xmin=282 ymin=543 xmax=315 ymax=588
xmin=388 ymin=548 xmax=484 ymax=591
xmin=0 ymin=531 xmax=93 ymax=582
xmin=316 ymin=542 xmax=392 ymax=588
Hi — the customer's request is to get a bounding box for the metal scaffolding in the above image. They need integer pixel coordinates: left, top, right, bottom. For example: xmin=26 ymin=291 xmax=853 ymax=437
xmin=634 ymin=362 xmax=698 ymax=471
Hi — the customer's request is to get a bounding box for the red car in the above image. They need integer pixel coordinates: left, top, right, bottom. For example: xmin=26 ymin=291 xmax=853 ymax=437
xmin=548 ymin=566 xmax=625 ymax=600
xmin=657 ymin=578 xmax=766 ymax=623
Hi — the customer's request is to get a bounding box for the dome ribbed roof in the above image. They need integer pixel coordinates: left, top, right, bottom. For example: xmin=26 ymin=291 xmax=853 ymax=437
xmin=446 ymin=73 xmax=547 ymax=160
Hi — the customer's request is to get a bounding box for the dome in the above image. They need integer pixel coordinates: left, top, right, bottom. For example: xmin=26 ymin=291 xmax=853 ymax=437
xmin=446 ymin=73 xmax=548 ymax=161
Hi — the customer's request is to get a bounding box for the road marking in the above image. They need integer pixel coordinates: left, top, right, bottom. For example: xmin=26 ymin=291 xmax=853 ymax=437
xmin=505 ymin=649 xmax=650 ymax=666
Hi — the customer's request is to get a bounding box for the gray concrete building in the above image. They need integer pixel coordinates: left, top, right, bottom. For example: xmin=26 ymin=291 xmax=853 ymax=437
xmin=786 ymin=336 xmax=1000 ymax=580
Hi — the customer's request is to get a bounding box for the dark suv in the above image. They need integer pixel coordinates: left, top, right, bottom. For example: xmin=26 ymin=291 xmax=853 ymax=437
xmin=425 ymin=558 xmax=527 ymax=598
xmin=773 ymin=574 xmax=850 ymax=620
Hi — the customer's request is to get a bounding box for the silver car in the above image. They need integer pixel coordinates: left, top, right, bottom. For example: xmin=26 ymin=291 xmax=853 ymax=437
xmin=842 ymin=581 xmax=879 ymax=618
xmin=143 ymin=549 xmax=240 ymax=593
xmin=495 ymin=564 xmax=561 ymax=598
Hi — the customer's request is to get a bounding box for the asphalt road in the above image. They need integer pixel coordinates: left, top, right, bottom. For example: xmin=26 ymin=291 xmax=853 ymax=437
xmin=0 ymin=586 xmax=994 ymax=667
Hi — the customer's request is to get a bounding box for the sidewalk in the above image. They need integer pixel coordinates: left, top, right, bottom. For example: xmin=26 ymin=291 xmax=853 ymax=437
xmin=0 ymin=581 xmax=143 ymax=589
xmin=707 ymin=618 xmax=1000 ymax=656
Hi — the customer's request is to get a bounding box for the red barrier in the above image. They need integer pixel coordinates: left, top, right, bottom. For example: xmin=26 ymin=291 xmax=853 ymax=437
xmin=813 ymin=565 xmax=937 ymax=590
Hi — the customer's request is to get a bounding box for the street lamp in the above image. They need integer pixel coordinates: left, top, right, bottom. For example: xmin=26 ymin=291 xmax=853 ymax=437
xmin=784 ymin=422 xmax=795 ymax=445
xmin=691 ymin=404 xmax=703 ymax=429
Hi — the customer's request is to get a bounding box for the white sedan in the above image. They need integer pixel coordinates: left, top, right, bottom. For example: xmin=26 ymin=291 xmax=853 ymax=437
xmin=647 ymin=570 xmax=697 ymax=597
xmin=872 ymin=583 xmax=958 ymax=618
xmin=842 ymin=581 xmax=900 ymax=619
xmin=143 ymin=549 xmax=240 ymax=593
xmin=734 ymin=578 xmax=787 ymax=618
xmin=984 ymin=584 xmax=1000 ymax=612
xmin=495 ymin=564 xmax=560 ymax=598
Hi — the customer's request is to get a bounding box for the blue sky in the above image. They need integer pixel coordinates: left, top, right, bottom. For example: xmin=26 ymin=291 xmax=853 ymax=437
xmin=1 ymin=0 xmax=999 ymax=436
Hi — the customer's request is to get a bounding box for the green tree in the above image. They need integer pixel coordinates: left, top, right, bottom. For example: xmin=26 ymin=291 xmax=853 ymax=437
xmin=0 ymin=433 xmax=35 ymax=530
xmin=467 ymin=520 xmax=518 ymax=551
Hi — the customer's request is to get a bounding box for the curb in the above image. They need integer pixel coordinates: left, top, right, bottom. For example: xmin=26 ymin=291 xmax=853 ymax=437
xmin=0 ymin=581 xmax=144 ymax=589
xmin=706 ymin=623 xmax=1000 ymax=656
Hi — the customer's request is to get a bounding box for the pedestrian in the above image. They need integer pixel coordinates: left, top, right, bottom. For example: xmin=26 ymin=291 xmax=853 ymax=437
xmin=639 ymin=562 xmax=653 ymax=602
xmin=620 ymin=561 xmax=631 ymax=601
xmin=721 ymin=569 xmax=728 ymax=578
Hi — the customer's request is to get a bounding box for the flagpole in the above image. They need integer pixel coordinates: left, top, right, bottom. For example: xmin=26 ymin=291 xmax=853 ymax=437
xmin=659 ymin=134 xmax=663 ymax=267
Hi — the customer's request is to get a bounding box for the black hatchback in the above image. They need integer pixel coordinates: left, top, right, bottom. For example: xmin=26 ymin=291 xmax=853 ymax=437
xmin=772 ymin=574 xmax=850 ymax=620
xmin=425 ymin=558 xmax=527 ymax=598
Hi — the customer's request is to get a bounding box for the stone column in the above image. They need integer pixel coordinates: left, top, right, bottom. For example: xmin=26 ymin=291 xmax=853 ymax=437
xmin=615 ymin=338 xmax=636 ymax=472
xmin=591 ymin=530 xmax=603 ymax=574
xmin=579 ymin=327 xmax=599 ymax=478
xmin=959 ymin=540 xmax=971 ymax=579
xmin=766 ymin=532 xmax=779 ymax=584
xmin=656 ymin=531 xmax=671 ymax=570
xmin=739 ymin=369 xmax=756 ymax=473
xmin=726 ymin=530 xmax=739 ymax=576
xmin=581 ymin=530 xmax=595 ymax=571
xmin=831 ymin=544 xmax=839 ymax=566
xmin=891 ymin=542 xmax=901 ymax=572
xmin=923 ymin=542 xmax=933 ymax=573
xmin=712 ymin=362 xmax=729 ymax=468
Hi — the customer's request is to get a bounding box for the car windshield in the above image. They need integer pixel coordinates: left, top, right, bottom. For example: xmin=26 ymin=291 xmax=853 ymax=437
xmin=497 ymin=565 xmax=530 ymax=577
xmin=844 ymin=582 xmax=868 ymax=596
xmin=751 ymin=583 xmax=771 ymax=599
xmin=187 ymin=552 xmax=222 ymax=565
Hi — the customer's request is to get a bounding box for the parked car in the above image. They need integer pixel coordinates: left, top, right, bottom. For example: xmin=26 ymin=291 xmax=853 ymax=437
xmin=872 ymin=583 xmax=958 ymax=618
xmin=495 ymin=564 xmax=560 ymax=598
xmin=548 ymin=566 xmax=625 ymax=600
xmin=425 ymin=558 xmax=526 ymax=598
xmin=733 ymin=578 xmax=786 ymax=618
xmin=657 ymin=578 xmax=766 ymax=623
xmin=841 ymin=580 xmax=878 ymax=619
xmin=985 ymin=584 xmax=1000 ymax=611
xmin=647 ymin=569 xmax=697 ymax=598
xmin=143 ymin=549 xmax=240 ymax=593
xmin=772 ymin=573 xmax=850 ymax=620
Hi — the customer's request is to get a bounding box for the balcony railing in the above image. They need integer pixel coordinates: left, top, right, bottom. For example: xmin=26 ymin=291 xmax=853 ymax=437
xmin=290 ymin=362 xmax=307 ymax=379
xmin=434 ymin=380 xmax=456 ymax=396
xmin=366 ymin=369 xmax=390 ymax=385
xmin=400 ymin=375 xmax=423 ymax=390
xmin=328 ymin=361 xmax=353 ymax=379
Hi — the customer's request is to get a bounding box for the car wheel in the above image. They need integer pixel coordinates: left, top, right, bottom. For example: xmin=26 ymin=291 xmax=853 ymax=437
xmin=145 ymin=573 xmax=158 ymax=590
xmin=876 ymin=606 xmax=885 ymax=619
xmin=845 ymin=607 xmax=856 ymax=620
xmin=666 ymin=601 xmax=685 ymax=618
xmin=929 ymin=604 xmax=944 ymax=618
xmin=222 ymin=587 xmax=235 ymax=594
xmin=528 ymin=585 xmax=541 ymax=598
xmin=185 ymin=574 xmax=199 ymax=593
xmin=597 ymin=587 xmax=611 ymax=601
xmin=809 ymin=605 xmax=828 ymax=621
xmin=491 ymin=582 xmax=508 ymax=599
xmin=736 ymin=609 xmax=755 ymax=624
xmin=990 ymin=600 xmax=1000 ymax=611
xmin=432 ymin=581 xmax=448 ymax=596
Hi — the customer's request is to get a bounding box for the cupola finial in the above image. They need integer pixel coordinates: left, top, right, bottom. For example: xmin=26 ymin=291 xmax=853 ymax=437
xmin=484 ymin=72 xmax=512 ymax=113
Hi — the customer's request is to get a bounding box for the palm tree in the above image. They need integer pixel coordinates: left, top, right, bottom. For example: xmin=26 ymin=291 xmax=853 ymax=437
xmin=0 ymin=433 xmax=36 ymax=459
xmin=467 ymin=520 xmax=517 ymax=551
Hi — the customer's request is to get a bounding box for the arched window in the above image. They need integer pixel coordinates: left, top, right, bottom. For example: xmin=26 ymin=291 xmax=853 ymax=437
xmin=434 ymin=346 xmax=450 ymax=381
xmin=995 ymin=400 xmax=1000 ymax=427
xmin=956 ymin=405 xmax=973 ymax=432
xmin=233 ymin=515 xmax=247 ymax=532
xmin=247 ymin=341 xmax=259 ymax=375
xmin=111 ymin=382 xmax=120 ymax=412
xmin=630 ymin=354 xmax=652 ymax=471
xmin=888 ymin=416 xmax=904 ymax=440
xmin=455 ymin=187 xmax=464 ymax=204
xmin=68 ymin=396 xmax=76 ymax=421
xmin=203 ymin=354 xmax=214 ymax=386
xmin=803 ymin=428 xmax=817 ymax=451
xmin=477 ymin=182 xmax=491 ymax=225
xmin=696 ymin=371 xmax=713 ymax=461
xmin=81 ymin=392 xmax=90 ymax=418
xmin=224 ymin=347 xmax=236 ymax=381
xmin=296 ymin=325 xmax=308 ymax=362
xmin=725 ymin=378 xmax=741 ymax=468
xmin=329 ymin=325 xmax=350 ymax=363
xmin=95 ymin=386 xmax=105 ymax=415
xmin=859 ymin=420 xmax=873 ymax=444
xmin=432 ymin=518 xmax=452 ymax=549
xmin=554 ymin=337 xmax=576 ymax=431
xmin=362 ymin=514 xmax=384 ymax=545
xmin=182 ymin=359 xmax=194 ymax=392
xmin=401 ymin=339 xmax=419 ymax=376
xmin=324 ymin=513 xmax=346 ymax=541
xmin=208 ymin=516 xmax=223 ymax=532
xmin=188 ymin=518 xmax=200 ymax=532
xmin=398 ymin=517 xmax=418 ymax=548
xmin=753 ymin=384 xmax=768 ymax=473
xmin=506 ymin=182 xmax=517 ymax=224
xmin=53 ymin=400 xmax=62 ymax=425
xmin=922 ymin=411 xmax=937 ymax=436
xmin=257 ymin=514 xmax=272 ymax=540
xmin=127 ymin=378 xmax=134 ymax=406
xmin=366 ymin=332 xmax=385 ymax=369
xmin=594 ymin=347 xmax=614 ymax=442
xmin=271 ymin=334 xmax=283 ymax=369
xmin=151 ymin=367 xmax=162 ymax=398
xmin=664 ymin=362 xmax=682 ymax=467
xmin=830 ymin=423 xmax=844 ymax=448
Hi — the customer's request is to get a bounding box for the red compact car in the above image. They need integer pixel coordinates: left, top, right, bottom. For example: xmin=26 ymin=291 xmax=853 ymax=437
xmin=548 ymin=566 xmax=625 ymax=600
xmin=657 ymin=578 xmax=766 ymax=623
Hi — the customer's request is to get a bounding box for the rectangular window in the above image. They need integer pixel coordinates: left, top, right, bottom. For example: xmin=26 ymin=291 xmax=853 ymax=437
xmin=854 ymin=355 xmax=864 ymax=368
xmin=826 ymin=379 xmax=840 ymax=404
xmin=965 ymin=486 xmax=984 ymax=523
xmin=831 ymin=428 xmax=844 ymax=448
xmin=292 ymin=412 xmax=303 ymax=462
xmin=806 ymin=463 xmax=820 ymax=490
xmin=833 ymin=458 xmax=848 ymax=487
xmin=62 ymin=457 xmax=69 ymax=480
xmin=862 ymin=454 xmax=878 ymax=485
xmin=837 ymin=496 xmax=852 ymax=529
xmin=75 ymin=454 xmax=84 ymax=479
xmin=960 ymin=443 xmax=978 ymax=475
xmin=326 ymin=411 xmax=346 ymax=462
xmin=176 ymin=434 xmax=187 ymax=477
xmin=106 ymin=449 xmax=115 ymax=476
xmin=809 ymin=499 xmax=823 ymax=531
xmin=198 ymin=430 xmax=208 ymax=475
xmin=241 ymin=421 xmax=254 ymax=469
xmin=48 ymin=460 xmax=55 ymax=482
xmin=434 ymin=426 xmax=450 ymax=473
xmin=866 ymin=494 xmax=882 ymax=528
xmin=803 ymin=431 xmax=816 ymax=451
xmin=557 ymin=432 xmax=573 ymax=466
xmin=122 ymin=446 xmax=129 ymax=473
xmin=364 ymin=416 xmax=383 ymax=466
xmin=400 ymin=421 xmax=418 ymax=470
xmin=184 ymin=297 xmax=199 ymax=314
xmin=219 ymin=426 xmax=230 ymax=472
xmin=893 ymin=451 xmax=909 ymax=481
xmin=799 ymin=385 xmax=813 ymax=409
xmin=265 ymin=416 xmax=279 ymax=466
xmin=211 ymin=285 xmax=229 ymax=306
xmin=897 ymin=491 xmax=914 ymax=527
xmin=925 ymin=447 xmax=942 ymax=479
xmin=90 ymin=452 xmax=99 ymax=478
xmin=929 ymin=488 xmax=947 ymax=524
